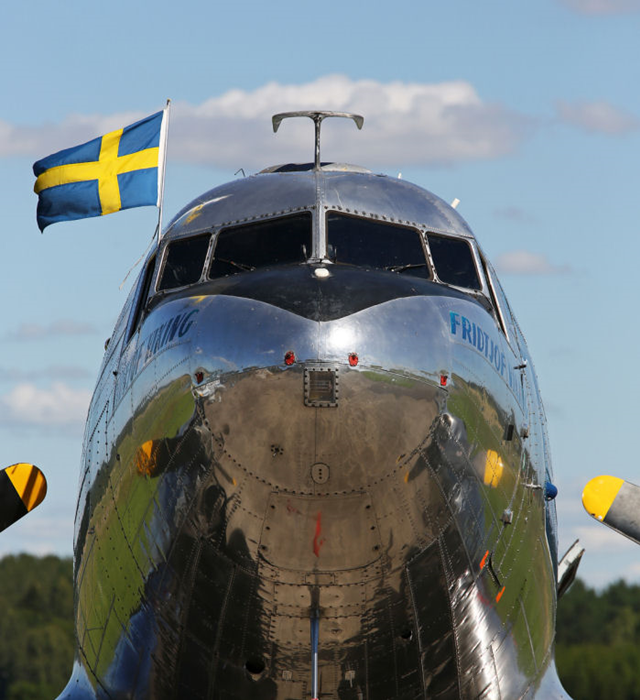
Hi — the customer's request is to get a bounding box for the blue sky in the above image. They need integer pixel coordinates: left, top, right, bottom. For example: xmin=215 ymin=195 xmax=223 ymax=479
xmin=2 ymin=0 xmax=640 ymax=588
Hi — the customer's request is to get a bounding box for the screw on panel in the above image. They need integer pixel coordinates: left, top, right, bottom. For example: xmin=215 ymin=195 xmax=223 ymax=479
xmin=311 ymin=463 xmax=330 ymax=484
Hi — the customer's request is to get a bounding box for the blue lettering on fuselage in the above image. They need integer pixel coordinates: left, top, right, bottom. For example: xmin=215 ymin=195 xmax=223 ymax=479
xmin=116 ymin=308 xmax=200 ymax=403
xmin=451 ymin=311 xmax=502 ymax=367
xmin=449 ymin=311 xmax=524 ymax=406
xmin=141 ymin=308 xmax=199 ymax=364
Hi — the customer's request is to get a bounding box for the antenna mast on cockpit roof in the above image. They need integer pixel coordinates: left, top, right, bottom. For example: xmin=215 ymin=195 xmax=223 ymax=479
xmin=272 ymin=111 xmax=364 ymax=170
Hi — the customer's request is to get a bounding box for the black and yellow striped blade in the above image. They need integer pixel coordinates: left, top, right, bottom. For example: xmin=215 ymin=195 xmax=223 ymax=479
xmin=583 ymin=475 xmax=640 ymax=546
xmin=0 ymin=463 xmax=47 ymax=533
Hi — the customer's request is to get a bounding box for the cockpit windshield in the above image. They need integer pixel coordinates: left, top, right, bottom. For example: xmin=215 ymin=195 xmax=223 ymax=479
xmin=156 ymin=210 xmax=484 ymax=296
xmin=209 ymin=213 xmax=312 ymax=279
xmin=326 ymin=213 xmax=430 ymax=279
xmin=426 ymin=233 xmax=481 ymax=290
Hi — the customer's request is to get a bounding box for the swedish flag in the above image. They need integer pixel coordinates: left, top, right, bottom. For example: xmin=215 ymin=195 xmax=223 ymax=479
xmin=33 ymin=110 xmax=166 ymax=231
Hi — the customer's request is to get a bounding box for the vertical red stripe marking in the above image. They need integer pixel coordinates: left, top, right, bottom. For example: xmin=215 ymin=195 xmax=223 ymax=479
xmin=313 ymin=511 xmax=324 ymax=557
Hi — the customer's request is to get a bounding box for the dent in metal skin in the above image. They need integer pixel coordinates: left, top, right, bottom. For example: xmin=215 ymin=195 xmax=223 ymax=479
xmin=61 ymin=168 xmax=568 ymax=699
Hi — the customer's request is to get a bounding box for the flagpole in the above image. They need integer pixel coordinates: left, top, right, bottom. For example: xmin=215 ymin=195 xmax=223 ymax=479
xmin=156 ymin=98 xmax=171 ymax=244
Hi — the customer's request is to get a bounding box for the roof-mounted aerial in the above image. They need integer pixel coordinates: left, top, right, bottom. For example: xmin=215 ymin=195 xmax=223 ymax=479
xmin=272 ymin=111 xmax=364 ymax=170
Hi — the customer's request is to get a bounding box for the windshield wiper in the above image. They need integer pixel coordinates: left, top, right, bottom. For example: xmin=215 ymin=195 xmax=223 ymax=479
xmin=215 ymin=258 xmax=255 ymax=272
xmin=385 ymin=263 xmax=429 ymax=273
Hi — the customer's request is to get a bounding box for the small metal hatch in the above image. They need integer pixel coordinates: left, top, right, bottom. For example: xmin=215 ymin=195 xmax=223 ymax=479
xmin=304 ymin=366 xmax=339 ymax=407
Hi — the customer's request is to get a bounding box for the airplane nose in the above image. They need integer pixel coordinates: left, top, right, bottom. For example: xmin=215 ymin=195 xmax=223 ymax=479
xmin=161 ymin=280 xmax=480 ymax=696
xmin=103 ymin=261 xmax=525 ymax=698
xmin=186 ymin=276 xmax=454 ymax=522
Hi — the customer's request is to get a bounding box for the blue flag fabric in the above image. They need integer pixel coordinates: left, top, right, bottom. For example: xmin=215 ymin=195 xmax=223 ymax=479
xmin=33 ymin=110 xmax=166 ymax=231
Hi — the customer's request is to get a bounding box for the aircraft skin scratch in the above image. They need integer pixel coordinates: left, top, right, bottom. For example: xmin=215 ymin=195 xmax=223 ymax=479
xmin=57 ymin=116 xmax=571 ymax=699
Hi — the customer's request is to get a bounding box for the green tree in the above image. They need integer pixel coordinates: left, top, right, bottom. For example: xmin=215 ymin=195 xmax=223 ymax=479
xmin=557 ymin=578 xmax=640 ymax=699
xmin=0 ymin=555 xmax=74 ymax=700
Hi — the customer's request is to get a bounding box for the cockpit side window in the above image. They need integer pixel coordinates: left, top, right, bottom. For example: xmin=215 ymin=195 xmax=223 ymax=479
xmin=326 ymin=213 xmax=430 ymax=279
xmin=208 ymin=213 xmax=312 ymax=279
xmin=158 ymin=234 xmax=211 ymax=291
xmin=127 ymin=255 xmax=156 ymax=342
xmin=482 ymin=257 xmax=518 ymax=343
xmin=426 ymin=234 xmax=481 ymax=290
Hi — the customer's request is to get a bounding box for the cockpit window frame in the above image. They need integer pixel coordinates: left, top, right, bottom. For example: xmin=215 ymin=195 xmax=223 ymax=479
xmin=425 ymin=232 xmax=484 ymax=293
xmin=207 ymin=211 xmax=314 ymax=280
xmin=324 ymin=211 xmax=433 ymax=279
xmin=152 ymin=211 xmax=316 ymax=295
xmin=126 ymin=254 xmax=157 ymax=344
xmin=479 ymin=254 xmax=509 ymax=341
xmin=479 ymin=254 xmax=519 ymax=348
xmin=156 ymin=232 xmax=213 ymax=293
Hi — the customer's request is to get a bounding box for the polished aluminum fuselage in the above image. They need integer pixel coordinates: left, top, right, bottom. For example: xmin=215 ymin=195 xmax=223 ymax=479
xmin=62 ymin=167 xmax=567 ymax=699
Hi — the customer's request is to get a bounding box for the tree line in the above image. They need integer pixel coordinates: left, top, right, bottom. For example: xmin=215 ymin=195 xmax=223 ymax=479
xmin=0 ymin=553 xmax=639 ymax=698
xmin=556 ymin=577 xmax=640 ymax=698
xmin=0 ymin=555 xmax=73 ymax=700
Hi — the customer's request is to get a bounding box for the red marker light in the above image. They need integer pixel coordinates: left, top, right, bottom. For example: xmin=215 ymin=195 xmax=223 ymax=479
xmin=195 ymin=371 xmax=204 ymax=384
xmin=440 ymin=374 xmax=448 ymax=387
xmin=284 ymin=351 xmax=296 ymax=366
xmin=480 ymin=550 xmax=489 ymax=569
xmin=348 ymin=353 xmax=359 ymax=367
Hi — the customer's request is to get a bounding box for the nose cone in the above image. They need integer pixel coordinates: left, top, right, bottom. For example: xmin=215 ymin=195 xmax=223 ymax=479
xmin=189 ymin=283 xmax=452 ymax=488
xmin=182 ymin=263 xmax=460 ymax=377
xmin=123 ymin=266 xmax=502 ymax=698
xmin=170 ymin=267 xmax=463 ymax=578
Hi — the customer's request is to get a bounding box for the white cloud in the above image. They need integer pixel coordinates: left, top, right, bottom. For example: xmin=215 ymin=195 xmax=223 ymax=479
xmin=559 ymin=0 xmax=640 ymax=14
xmin=494 ymin=250 xmax=570 ymax=275
xmin=7 ymin=319 xmax=97 ymax=341
xmin=0 ymin=382 xmax=91 ymax=429
xmin=0 ymin=110 xmax=146 ymax=159
xmin=2 ymin=76 xmax=530 ymax=168
xmin=557 ymin=100 xmax=640 ymax=134
xmin=573 ymin=524 xmax=639 ymax=553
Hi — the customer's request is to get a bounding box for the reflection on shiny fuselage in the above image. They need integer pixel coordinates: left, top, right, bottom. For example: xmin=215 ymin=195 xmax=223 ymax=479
xmin=61 ymin=168 xmax=567 ymax=699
